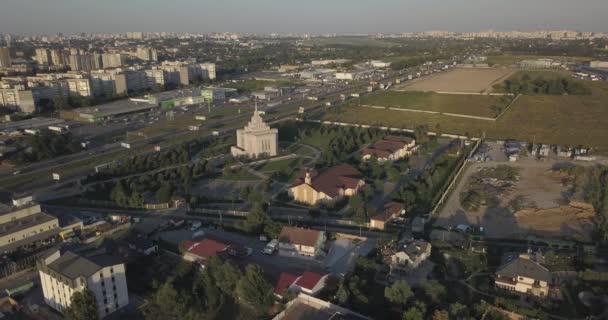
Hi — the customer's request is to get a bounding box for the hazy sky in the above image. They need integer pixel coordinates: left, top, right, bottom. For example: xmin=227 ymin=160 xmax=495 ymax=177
xmin=1 ymin=0 xmax=607 ymax=34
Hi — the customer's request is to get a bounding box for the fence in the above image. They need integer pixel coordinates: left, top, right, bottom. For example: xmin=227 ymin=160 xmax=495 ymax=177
xmin=430 ymin=137 xmax=483 ymax=217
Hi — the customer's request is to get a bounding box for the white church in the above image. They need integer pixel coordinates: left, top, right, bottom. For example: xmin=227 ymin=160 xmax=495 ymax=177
xmin=231 ymin=107 xmax=278 ymax=158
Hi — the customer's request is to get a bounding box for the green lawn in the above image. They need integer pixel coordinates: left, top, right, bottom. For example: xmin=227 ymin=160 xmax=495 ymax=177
xmin=360 ymin=91 xmax=511 ymax=118
xmin=321 ymin=81 xmax=608 ymax=154
xmin=221 ymin=168 xmax=261 ymax=181
xmin=284 ymin=143 xmax=317 ymax=157
xmin=254 ymin=157 xmax=304 ymax=173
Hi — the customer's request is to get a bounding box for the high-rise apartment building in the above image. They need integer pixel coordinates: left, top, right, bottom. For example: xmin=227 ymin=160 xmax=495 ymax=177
xmin=35 ymin=48 xmax=51 ymax=65
xmin=69 ymin=53 xmax=102 ymax=71
xmin=0 ymin=47 xmax=11 ymax=67
xmin=136 ymin=47 xmax=158 ymax=62
xmin=101 ymin=53 xmax=126 ymax=68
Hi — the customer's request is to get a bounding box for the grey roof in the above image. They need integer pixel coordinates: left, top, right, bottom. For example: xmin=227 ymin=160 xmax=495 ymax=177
xmin=47 ymin=251 xmax=123 ymax=280
xmin=496 ymin=257 xmax=552 ymax=283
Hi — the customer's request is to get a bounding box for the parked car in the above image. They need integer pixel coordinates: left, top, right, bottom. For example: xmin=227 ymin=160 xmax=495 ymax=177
xmin=262 ymin=239 xmax=278 ymax=255
xmin=227 ymin=245 xmax=252 ymax=258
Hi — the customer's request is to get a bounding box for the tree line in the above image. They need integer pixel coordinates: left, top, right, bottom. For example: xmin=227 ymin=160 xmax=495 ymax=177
xmin=502 ymin=73 xmax=591 ymax=95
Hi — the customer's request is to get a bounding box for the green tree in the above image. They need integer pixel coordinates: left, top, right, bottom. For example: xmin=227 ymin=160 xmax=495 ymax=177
xmin=236 ymin=264 xmax=274 ymax=316
xmin=449 ymin=302 xmax=469 ymax=319
xmin=155 ymin=182 xmax=174 ymax=203
xmin=402 ymin=306 xmax=424 ymax=320
xmin=420 ymin=280 xmax=446 ymax=305
xmin=384 ymin=280 xmax=413 ymax=309
xmin=64 ymin=290 xmax=99 ymax=320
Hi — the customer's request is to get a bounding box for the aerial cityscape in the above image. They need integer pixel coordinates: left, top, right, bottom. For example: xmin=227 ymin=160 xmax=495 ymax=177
xmin=0 ymin=1 xmax=608 ymax=320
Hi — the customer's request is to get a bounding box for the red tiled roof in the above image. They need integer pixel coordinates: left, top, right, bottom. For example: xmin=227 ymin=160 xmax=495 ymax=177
xmin=373 ymin=140 xmax=405 ymax=152
xmin=278 ymin=226 xmax=322 ymax=247
xmin=183 ymin=239 xmax=227 ymax=258
xmin=372 ymin=202 xmax=405 ymax=222
xmin=294 ymin=271 xmax=325 ymax=290
xmin=361 ymin=148 xmax=392 ymax=158
xmin=275 ymin=272 xmax=298 ymax=295
xmin=384 ymin=135 xmax=415 ymax=144
xmin=291 ymin=164 xmax=364 ymax=198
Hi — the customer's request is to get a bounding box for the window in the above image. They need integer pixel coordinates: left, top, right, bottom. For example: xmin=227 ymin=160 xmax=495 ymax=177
xmin=104 ymin=298 xmax=107 ymax=304
xmin=111 ymin=276 xmax=115 ymax=283
xmin=105 ymin=307 xmax=109 ymax=314
xmin=110 ymin=268 xmax=114 ymax=274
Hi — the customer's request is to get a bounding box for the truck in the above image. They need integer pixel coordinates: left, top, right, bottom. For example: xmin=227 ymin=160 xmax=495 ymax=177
xmin=24 ymin=129 xmax=40 ymax=135
xmin=195 ymin=115 xmax=207 ymax=121
xmin=120 ymin=142 xmax=131 ymax=149
xmin=48 ymin=125 xmax=67 ymax=133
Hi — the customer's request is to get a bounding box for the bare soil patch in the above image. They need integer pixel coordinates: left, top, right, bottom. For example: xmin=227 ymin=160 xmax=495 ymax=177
xmin=397 ymin=68 xmax=514 ymax=93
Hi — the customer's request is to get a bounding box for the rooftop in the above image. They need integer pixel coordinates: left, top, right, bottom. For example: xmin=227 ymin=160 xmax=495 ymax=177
xmin=183 ymin=239 xmax=227 ymax=258
xmin=294 ymin=271 xmax=325 ymax=290
xmin=278 ymin=226 xmax=323 ymax=248
xmin=496 ymin=255 xmax=552 ymax=283
xmin=291 ymin=164 xmax=364 ymax=198
xmin=46 ymin=250 xmax=123 ymax=280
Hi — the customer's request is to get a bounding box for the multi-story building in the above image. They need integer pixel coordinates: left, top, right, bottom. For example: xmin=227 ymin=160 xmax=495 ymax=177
xmin=179 ymin=63 xmax=216 ymax=85
xmin=89 ymin=71 xmax=121 ymax=98
xmin=136 ymin=46 xmax=158 ymax=62
xmin=35 ymin=48 xmax=51 ymax=66
xmin=50 ymin=49 xmax=69 ymax=66
xmin=69 ymin=53 xmax=102 ymax=72
xmin=0 ymin=88 xmax=35 ymax=113
xmin=101 ymin=53 xmax=126 ymax=69
xmin=144 ymin=69 xmax=166 ymax=89
xmin=0 ymin=47 xmax=11 ymax=68
xmin=0 ymin=204 xmax=59 ymax=253
xmin=361 ymin=135 xmax=416 ymax=163
xmin=37 ymin=249 xmax=129 ymax=318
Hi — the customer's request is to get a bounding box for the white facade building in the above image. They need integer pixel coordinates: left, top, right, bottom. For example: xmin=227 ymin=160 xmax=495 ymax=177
xmin=37 ymin=249 xmax=129 ymax=318
xmin=231 ymin=107 xmax=278 ymax=158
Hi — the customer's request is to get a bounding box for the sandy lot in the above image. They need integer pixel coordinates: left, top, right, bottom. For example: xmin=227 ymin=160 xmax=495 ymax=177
xmin=435 ymin=157 xmax=595 ymax=242
xmin=398 ymin=68 xmax=514 ymax=93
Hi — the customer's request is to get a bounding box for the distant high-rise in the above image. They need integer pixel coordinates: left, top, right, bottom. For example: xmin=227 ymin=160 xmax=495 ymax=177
xmin=49 ymin=49 xmax=69 ymax=66
xmin=0 ymin=47 xmax=10 ymax=67
xmin=35 ymin=48 xmax=51 ymax=65
xmin=69 ymin=53 xmax=101 ymax=71
xmin=101 ymin=53 xmax=126 ymax=68
xmin=136 ymin=46 xmax=158 ymax=62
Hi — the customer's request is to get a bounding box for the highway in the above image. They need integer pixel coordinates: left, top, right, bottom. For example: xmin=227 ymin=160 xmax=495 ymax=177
xmin=0 ymin=61 xmax=451 ymax=197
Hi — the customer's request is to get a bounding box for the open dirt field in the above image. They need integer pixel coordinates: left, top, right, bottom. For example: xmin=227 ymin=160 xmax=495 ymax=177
xmin=397 ymin=68 xmax=514 ymax=93
xmin=435 ymin=158 xmax=595 ymax=242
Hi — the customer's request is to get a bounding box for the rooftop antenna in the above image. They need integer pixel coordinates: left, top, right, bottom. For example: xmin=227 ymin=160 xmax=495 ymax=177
xmin=254 ymin=97 xmax=258 ymax=113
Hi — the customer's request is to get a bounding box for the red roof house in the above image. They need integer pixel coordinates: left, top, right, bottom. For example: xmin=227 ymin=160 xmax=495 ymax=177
xmin=182 ymin=239 xmax=227 ymax=262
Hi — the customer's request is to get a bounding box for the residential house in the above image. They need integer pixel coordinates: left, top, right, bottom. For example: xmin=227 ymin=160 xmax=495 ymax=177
xmin=272 ymin=293 xmax=372 ymax=320
xmin=290 ymin=271 xmax=328 ymax=296
xmin=274 ymin=271 xmax=328 ymax=298
xmin=494 ymin=253 xmax=552 ymax=298
xmin=390 ymin=239 xmax=432 ymax=278
xmin=278 ymin=226 xmax=325 ymax=258
xmin=182 ymin=239 xmax=227 ymax=263
xmin=288 ymin=164 xmax=365 ymax=206
xmin=370 ymin=202 xmax=405 ymax=230
xmin=557 ymin=146 xmax=573 ymax=158
xmin=361 ymin=135 xmax=416 ymax=163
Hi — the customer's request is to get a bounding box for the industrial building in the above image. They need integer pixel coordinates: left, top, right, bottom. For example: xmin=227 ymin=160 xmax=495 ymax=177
xmin=0 ymin=204 xmax=59 ymax=253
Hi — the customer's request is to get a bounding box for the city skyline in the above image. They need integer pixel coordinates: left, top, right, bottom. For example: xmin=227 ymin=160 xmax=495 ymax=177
xmin=1 ymin=0 xmax=608 ymax=34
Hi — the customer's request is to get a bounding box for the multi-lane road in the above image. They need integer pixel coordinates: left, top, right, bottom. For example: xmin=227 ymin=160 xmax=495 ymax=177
xmin=0 ymin=61 xmax=451 ymax=197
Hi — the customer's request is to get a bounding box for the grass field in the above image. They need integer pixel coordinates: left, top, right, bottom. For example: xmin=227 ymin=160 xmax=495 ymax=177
xmin=486 ymin=54 xmax=590 ymax=66
xmin=360 ymin=91 xmax=511 ymax=118
xmin=396 ymin=68 xmax=514 ymax=93
xmin=322 ymin=81 xmax=608 ymax=153
xmin=301 ymin=36 xmax=394 ymax=47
